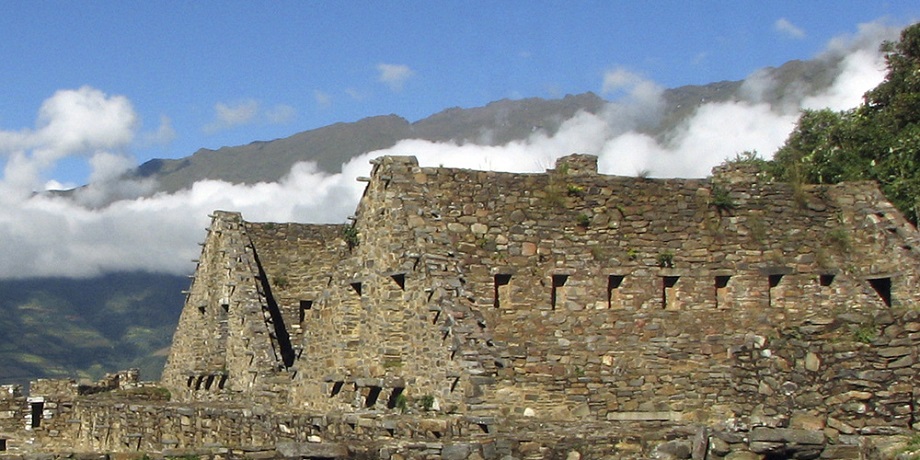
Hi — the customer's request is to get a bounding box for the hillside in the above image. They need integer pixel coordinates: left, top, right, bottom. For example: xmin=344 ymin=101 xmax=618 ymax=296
xmin=0 ymin=272 xmax=187 ymax=387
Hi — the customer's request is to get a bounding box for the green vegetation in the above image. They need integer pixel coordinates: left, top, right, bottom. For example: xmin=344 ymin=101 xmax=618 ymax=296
xmin=576 ymin=213 xmax=591 ymax=228
xmin=627 ymin=248 xmax=639 ymax=261
xmin=273 ymin=275 xmax=289 ymax=290
xmin=852 ymin=323 xmax=878 ymax=344
xmin=0 ymin=273 xmax=186 ymax=386
xmin=826 ymin=228 xmax=852 ymax=253
xmin=395 ymin=393 xmax=408 ymax=413
xmin=543 ymin=185 xmax=566 ymax=207
xmin=566 ymin=183 xmax=585 ymax=196
xmin=342 ymin=224 xmax=359 ymax=249
xmin=771 ymin=23 xmax=920 ymax=223
xmin=420 ymin=394 xmax=436 ymax=411
xmin=657 ymin=251 xmax=675 ymax=268
xmin=898 ymin=434 xmax=920 ymax=459
xmin=710 ymin=183 xmax=735 ymax=212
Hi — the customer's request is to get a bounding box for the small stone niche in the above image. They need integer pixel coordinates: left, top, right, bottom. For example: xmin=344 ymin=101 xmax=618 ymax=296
xmin=391 ymin=273 xmax=406 ymax=290
xmin=662 ymin=276 xmax=680 ymax=310
xmin=551 ymin=274 xmax=569 ymax=310
xmin=607 ymin=275 xmax=625 ymax=309
xmin=493 ymin=274 xmax=512 ymax=308
xmin=299 ymin=300 xmax=313 ymax=322
xmin=768 ymin=274 xmax=784 ymax=308
xmin=365 ymin=386 xmax=382 ymax=407
xmin=715 ymin=275 xmax=731 ymax=309
xmin=868 ymin=277 xmax=892 ymax=307
xmin=29 ymin=399 xmax=44 ymax=428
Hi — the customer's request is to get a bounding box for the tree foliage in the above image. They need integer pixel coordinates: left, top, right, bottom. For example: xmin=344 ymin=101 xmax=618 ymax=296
xmin=772 ymin=22 xmax=920 ymax=223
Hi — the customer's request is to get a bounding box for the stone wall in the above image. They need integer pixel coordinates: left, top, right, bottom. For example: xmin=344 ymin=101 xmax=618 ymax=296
xmin=3 ymin=154 xmax=917 ymax=459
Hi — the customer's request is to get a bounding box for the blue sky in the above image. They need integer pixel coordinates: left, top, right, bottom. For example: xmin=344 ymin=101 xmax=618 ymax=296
xmin=1 ymin=2 xmax=918 ymax=188
xmin=0 ymin=3 xmax=919 ymax=278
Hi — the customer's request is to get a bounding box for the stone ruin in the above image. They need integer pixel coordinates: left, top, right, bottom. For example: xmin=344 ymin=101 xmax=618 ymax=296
xmin=0 ymin=154 xmax=918 ymax=459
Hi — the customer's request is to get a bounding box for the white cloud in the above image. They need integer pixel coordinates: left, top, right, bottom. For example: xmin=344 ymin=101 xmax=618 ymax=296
xmin=345 ymin=88 xmax=365 ymax=101
xmin=204 ymin=100 xmax=298 ymax=133
xmin=0 ymin=20 xmax=903 ymax=279
xmin=142 ymin=115 xmax=177 ymax=146
xmin=602 ymin=68 xmax=647 ymax=95
xmin=0 ymin=86 xmax=137 ymax=195
xmin=774 ymin=18 xmax=806 ymax=39
xmin=204 ymin=99 xmax=260 ymax=133
xmin=377 ymin=63 xmax=415 ymax=91
xmin=314 ymin=90 xmax=332 ymax=108
xmin=266 ymin=104 xmax=296 ymax=124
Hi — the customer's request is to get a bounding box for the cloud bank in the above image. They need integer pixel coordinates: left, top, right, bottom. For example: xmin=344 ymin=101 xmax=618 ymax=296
xmin=0 ymin=22 xmax=902 ymax=279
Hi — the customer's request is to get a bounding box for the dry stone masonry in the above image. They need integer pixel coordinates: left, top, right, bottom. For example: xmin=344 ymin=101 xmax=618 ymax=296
xmin=1 ymin=154 xmax=918 ymax=459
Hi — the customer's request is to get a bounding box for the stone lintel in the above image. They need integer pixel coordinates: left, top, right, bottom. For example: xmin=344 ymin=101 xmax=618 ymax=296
xmin=606 ymin=411 xmax=682 ymax=421
xmin=490 ymin=266 xmax=517 ymax=276
xmin=759 ymin=266 xmax=794 ymax=276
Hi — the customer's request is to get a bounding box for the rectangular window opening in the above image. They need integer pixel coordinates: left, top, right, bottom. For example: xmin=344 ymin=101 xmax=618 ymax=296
xmin=493 ymin=274 xmax=512 ymax=308
xmin=715 ymin=275 xmax=731 ymax=309
xmin=607 ymin=275 xmax=625 ymax=308
xmin=551 ymin=274 xmax=568 ymax=310
xmin=365 ymin=386 xmax=382 ymax=407
xmin=204 ymin=375 xmax=215 ymax=390
xmin=218 ymin=375 xmax=228 ymax=390
xmin=391 ymin=273 xmax=406 ymax=290
xmin=299 ymin=300 xmax=313 ymax=322
xmin=0 ymin=438 xmax=6 ymax=451
xmin=330 ymin=381 xmax=344 ymax=397
xmin=662 ymin=276 xmax=680 ymax=310
xmin=868 ymin=277 xmax=892 ymax=307
xmin=768 ymin=274 xmax=784 ymax=307
xmin=30 ymin=401 xmax=43 ymax=428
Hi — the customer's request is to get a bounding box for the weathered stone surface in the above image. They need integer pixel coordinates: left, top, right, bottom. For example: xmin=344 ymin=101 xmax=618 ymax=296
xmin=655 ymin=440 xmax=692 ymax=459
xmin=275 ymin=441 xmax=349 ymax=458
xmin=749 ymin=428 xmax=825 ymax=445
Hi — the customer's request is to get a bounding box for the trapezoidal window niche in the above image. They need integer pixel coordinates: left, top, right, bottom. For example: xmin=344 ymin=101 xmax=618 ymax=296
xmin=365 ymin=386 xmax=382 ymax=407
xmin=662 ymin=276 xmax=680 ymax=310
xmin=551 ymin=274 xmax=569 ymax=310
xmin=607 ymin=275 xmax=625 ymax=309
xmin=29 ymin=400 xmax=44 ymax=428
xmin=299 ymin=300 xmax=313 ymax=323
xmin=868 ymin=277 xmax=892 ymax=307
xmin=819 ymin=274 xmax=835 ymax=287
xmin=767 ymin=274 xmax=784 ymax=308
xmin=391 ymin=273 xmax=406 ymax=290
xmin=350 ymin=281 xmax=363 ymax=297
xmin=715 ymin=275 xmax=731 ymax=309
xmin=493 ymin=274 xmax=512 ymax=308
